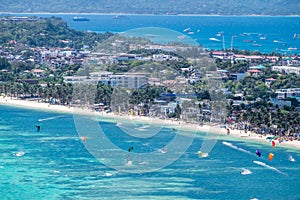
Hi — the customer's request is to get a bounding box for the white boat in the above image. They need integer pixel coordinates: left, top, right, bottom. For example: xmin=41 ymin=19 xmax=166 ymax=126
xmin=209 ymin=37 xmax=221 ymax=42
xmin=293 ymin=33 xmax=300 ymax=39
xmin=188 ymin=32 xmax=194 ymax=35
xmin=13 ymin=151 xmax=25 ymax=157
xmin=216 ymin=31 xmax=224 ymax=36
xmin=240 ymin=168 xmax=252 ymax=175
xmin=289 ymin=156 xmax=295 ymax=162
xmin=183 ymin=28 xmax=192 ymax=32
xmin=259 ymin=37 xmax=267 ymax=40
xmin=288 ymin=47 xmax=298 ymax=51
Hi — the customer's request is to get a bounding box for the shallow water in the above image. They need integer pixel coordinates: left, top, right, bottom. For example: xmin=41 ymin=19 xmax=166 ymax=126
xmin=0 ymin=105 xmax=300 ymax=199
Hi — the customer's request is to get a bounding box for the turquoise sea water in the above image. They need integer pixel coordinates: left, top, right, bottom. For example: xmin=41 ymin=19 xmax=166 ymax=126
xmin=1 ymin=105 xmax=300 ymax=199
xmin=9 ymin=14 xmax=300 ymax=54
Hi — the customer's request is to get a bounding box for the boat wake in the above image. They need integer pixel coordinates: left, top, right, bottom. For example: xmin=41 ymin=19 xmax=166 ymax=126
xmin=252 ymin=160 xmax=287 ymax=176
xmin=38 ymin=116 xmax=64 ymax=122
xmin=240 ymin=168 xmax=252 ymax=175
xmin=222 ymin=141 xmax=254 ymax=156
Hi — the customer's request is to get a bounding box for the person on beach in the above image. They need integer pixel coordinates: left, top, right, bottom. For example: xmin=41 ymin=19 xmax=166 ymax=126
xmin=226 ymin=128 xmax=230 ymax=135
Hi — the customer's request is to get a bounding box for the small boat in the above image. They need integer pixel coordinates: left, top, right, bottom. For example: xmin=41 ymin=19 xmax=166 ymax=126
xmin=288 ymin=47 xmax=298 ymax=51
xmin=113 ymin=15 xmax=125 ymax=19
xmin=188 ymin=32 xmax=194 ymax=35
xmin=13 ymin=151 xmax=25 ymax=157
xmin=259 ymin=36 xmax=267 ymax=40
xmin=240 ymin=168 xmax=252 ymax=175
xmin=216 ymin=31 xmax=224 ymax=36
xmin=243 ymin=40 xmax=253 ymax=43
xmin=293 ymin=33 xmax=300 ymax=39
xmin=209 ymin=37 xmax=221 ymax=42
xmin=183 ymin=28 xmax=192 ymax=32
xmin=73 ymin=16 xmax=89 ymax=21
xmin=289 ymin=156 xmax=295 ymax=162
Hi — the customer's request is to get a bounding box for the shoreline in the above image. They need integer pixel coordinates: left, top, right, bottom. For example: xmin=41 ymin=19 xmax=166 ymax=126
xmin=1 ymin=12 xmax=299 ymax=17
xmin=1 ymin=96 xmax=300 ymax=150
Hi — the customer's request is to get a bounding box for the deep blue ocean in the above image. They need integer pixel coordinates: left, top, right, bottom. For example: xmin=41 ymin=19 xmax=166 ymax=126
xmin=10 ymin=13 xmax=300 ymax=54
xmin=0 ymin=105 xmax=300 ymax=200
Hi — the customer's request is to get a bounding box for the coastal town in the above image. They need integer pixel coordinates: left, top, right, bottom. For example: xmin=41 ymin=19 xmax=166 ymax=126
xmin=1 ymin=16 xmax=300 ymax=143
xmin=1 ymin=0 xmax=300 ymax=198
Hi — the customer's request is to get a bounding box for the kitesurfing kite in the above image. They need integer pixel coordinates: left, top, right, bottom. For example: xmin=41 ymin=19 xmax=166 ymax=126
xmin=255 ymin=150 xmax=261 ymax=157
xmin=198 ymin=151 xmax=203 ymax=158
xmin=268 ymin=153 xmax=274 ymax=161
xmin=272 ymin=140 xmax=275 ymax=148
xmin=128 ymin=146 xmax=134 ymax=152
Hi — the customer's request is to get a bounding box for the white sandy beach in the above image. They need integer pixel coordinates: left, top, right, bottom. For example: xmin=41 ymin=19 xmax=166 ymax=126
xmin=1 ymin=96 xmax=300 ymax=150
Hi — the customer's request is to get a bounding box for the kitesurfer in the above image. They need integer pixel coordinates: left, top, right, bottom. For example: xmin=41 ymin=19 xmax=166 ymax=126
xmin=36 ymin=125 xmax=40 ymax=132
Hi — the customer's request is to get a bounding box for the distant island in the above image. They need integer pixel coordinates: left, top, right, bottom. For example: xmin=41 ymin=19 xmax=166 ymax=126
xmin=1 ymin=0 xmax=300 ymax=16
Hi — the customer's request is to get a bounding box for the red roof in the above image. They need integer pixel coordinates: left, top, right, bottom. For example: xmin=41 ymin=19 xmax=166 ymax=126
xmin=212 ymin=51 xmax=226 ymax=55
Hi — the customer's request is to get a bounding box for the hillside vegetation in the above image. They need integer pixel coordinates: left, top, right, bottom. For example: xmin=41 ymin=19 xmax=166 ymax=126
xmin=1 ymin=0 xmax=299 ymax=15
xmin=0 ymin=17 xmax=112 ymax=49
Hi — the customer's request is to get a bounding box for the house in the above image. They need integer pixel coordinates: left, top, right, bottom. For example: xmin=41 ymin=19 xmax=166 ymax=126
xmin=275 ymin=88 xmax=300 ymax=102
xmin=265 ymin=78 xmax=276 ymax=88
xmin=32 ymin=69 xmax=45 ymax=77
xmin=246 ymin=69 xmax=262 ymax=77
xmin=228 ymin=73 xmax=246 ymax=81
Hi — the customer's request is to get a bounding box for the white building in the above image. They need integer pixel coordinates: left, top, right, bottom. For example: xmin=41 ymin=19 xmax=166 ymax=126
xmin=64 ymin=72 xmax=148 ymax=89
xmin=272 ymin=66 xmax=300 ymax=75
xmin=276 ymin=88 xmax=300 ymax=102
xmin=109 ymin=74 xmax=148 ymax=89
